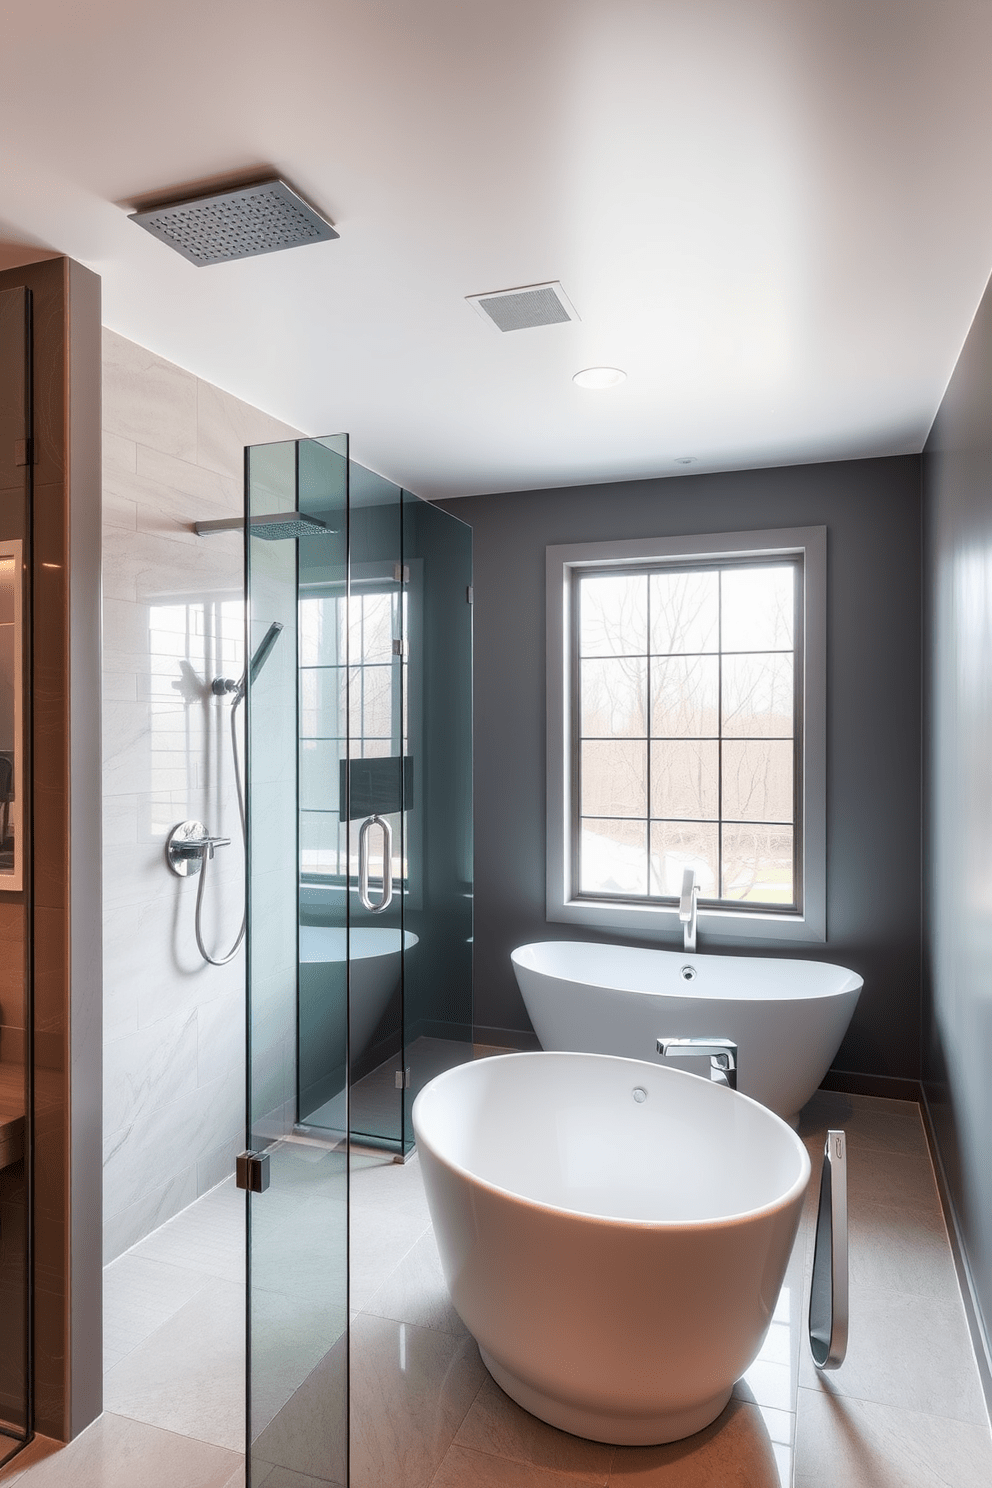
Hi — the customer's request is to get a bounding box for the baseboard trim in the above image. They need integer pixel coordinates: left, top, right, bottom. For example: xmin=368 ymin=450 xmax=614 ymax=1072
xmin=819 ymin=1068 xmax=923 ymax=1103
xmin=472 ymin=1025 xmax=541 ymax=1052
xmin=919 ymin=1091 xmax=992 ymax=1426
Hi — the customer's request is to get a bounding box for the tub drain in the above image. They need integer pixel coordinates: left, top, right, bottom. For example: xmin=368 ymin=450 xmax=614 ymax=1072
xmin=632 ymin=1087 xmax=648 ymax=1103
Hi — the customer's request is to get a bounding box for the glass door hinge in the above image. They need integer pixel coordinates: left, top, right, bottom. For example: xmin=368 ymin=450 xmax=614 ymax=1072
xmin=466 ymin=586 xmax=473 ymax=604
xmin=14 ymin=438 xmax=31 ymax=467
xmin=393 ymin=563 xmax=409 ymax=583
xmin=236 ymin=1151 xmax=271 ymax=1192
xmin=394 ymin=1067 xmax=411 ymax=1090
xmin=392 ymin=638 xmax=408 ymax=656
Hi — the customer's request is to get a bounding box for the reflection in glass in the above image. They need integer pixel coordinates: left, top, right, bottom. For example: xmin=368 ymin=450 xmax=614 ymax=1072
xmin=723 ymin=740 xmax=794 ymax=823
xmin=650 ymin=569 xmax=719 ymax=654
xmin=579 ymin=818 xmax=647 ymax=896
xmin=580 ymin=657 xmax=646 ymax=738
xmin=722 ymin=653 xmax=794 ymax=738
xmin=650 ymin=738 xmax=719 ymax=820
xmin=580 ymin=573 xmax=647 ymax=657
xmin=722 ymin=824 xmax=794 ymax=903
xmin=580 ymin=739 xmax=647 ymax=818
xmin=651 ymin=656 xmax=719 ymax=737
xmin=649 ymin=821 xmax=719 ymax=897
xmin=721 ymin=565 xmax=794 ymax=652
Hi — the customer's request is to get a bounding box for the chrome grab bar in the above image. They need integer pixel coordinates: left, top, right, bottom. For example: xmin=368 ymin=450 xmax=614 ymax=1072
xmin=358 ymin=813 xmax=393 ymax=914
xmin=657 ymin=1036 xmax=738 ymax=1090
xmin=809 ymin=1129 xmax=848 ymax=1370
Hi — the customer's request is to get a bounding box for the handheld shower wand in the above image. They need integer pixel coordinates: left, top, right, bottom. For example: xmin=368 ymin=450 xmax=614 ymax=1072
xmin=190 ymin=621 xmax=283 ymax=966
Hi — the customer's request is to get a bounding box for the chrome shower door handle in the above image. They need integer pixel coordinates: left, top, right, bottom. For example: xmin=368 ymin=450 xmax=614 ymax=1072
xmin=358 ymin=813 xmax=393 ymax=914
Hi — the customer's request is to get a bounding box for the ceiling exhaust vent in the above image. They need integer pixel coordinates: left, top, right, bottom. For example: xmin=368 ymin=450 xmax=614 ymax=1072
xmin=129 ymin=178 xmax=338 ymax=267
xmin=467 ymin=281 xmax=578 ymax=332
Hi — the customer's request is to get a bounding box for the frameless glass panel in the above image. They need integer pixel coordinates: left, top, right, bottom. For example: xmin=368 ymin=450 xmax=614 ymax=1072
xmin=649 ymin=820 xmax=720 ymax=897
xmin=721 ymin=565 xmax=794 ymax=652
xmin=722 ymin=739 xmax=794 ymax=823
xmin=580 ymin=739 xmax=647 ymax=818
xmin=722 ymin=823 xmax=795 ymax=904
xmin=580 ymin=657 xmax=646 ymax=737
xmin=650 ymin=738 xmax=719 ymax=820
xmin=580 ymin=818 xmax=648 ymax=896
xmin=246 ymin=435 xmax=348 ymax=1488
xmin=650 ymin=568 xmax=719 ymax=654
xmin=650 ymin=655 xmax=720 ymax=736
xmin=399 ymin=490 xmax=473 ymax=1145
xmin=722 ymin=653 xmax=794 ymax=738
xmin=580 ymin=573 xmax=648 ymax=656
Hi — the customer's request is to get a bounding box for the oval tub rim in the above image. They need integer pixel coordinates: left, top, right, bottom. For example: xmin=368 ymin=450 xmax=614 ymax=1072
xmin=412 ymin=1050 xmax=812 ymax=1234
xmin=510 ymin=940 xmax=864 ymax=1000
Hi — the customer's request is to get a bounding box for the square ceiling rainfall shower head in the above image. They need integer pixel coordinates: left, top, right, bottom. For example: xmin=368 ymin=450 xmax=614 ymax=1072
xmin=129 ymin=178 xmax=339 ymax=267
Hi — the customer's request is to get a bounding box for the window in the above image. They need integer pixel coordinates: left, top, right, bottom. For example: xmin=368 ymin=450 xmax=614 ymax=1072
xmin=547 ymin=528 xmax=826 ymax=942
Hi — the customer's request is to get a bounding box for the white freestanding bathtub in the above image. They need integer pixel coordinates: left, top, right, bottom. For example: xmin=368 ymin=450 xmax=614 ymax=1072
xmin=511 ymin=941 xmax=862 ymax=1122
xmin=413 ymin=1051 xmax=809 ymax=1445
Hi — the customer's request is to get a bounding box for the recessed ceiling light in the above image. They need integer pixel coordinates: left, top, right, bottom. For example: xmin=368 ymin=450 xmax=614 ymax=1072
xmin=572 ymin=366 xmax=626 ymax=390
xmin=674 ymin=457 xmax=696 ymax=465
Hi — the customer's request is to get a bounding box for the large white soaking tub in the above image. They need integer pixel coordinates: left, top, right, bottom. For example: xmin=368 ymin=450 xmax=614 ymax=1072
xmin=413 ymin=1051 xmax=809 ymax=1445
xmin=511 ymin=940 xmax=862 ymax=1122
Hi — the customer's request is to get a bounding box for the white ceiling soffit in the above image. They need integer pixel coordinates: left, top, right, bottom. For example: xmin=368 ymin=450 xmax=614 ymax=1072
xmin=3 ymin=0 xmax=992 ymax=500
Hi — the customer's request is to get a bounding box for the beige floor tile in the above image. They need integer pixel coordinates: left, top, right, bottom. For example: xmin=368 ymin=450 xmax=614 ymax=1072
xmin=103 ymin=1279 xmax=246 ymax=1452
xmin=431 ymin=1443 xmax=602 ymax=1487
xmin=103 ymin=1253 xmax=214 ymax=1369
xmin=800 ymin=1092 xmax=929 ymax=1158
xmin=348 ymin=1202 xmax=432 ymax=1311
xmin=249 ymin=1467 xmax=336 ymax=1488
xmin=848 ymin=1200 xmax=959 ymax=1300
xmin=251 ymin=1334 xmax=347 ymax=1485
xmin=608 ymin=1396 xmax=790 ymax=1486
xmin=454 ymin=1374 xmax=613 ymax=1483
xmin=0 ymin=1413 xmax=240 ymax=1488
xmin=363 ymin=1229 xmax=467 ymax=1337
xmin=349 ymin=1313 xmax=486 ymax=1488
xmin=794 ymin=1385 xmax=992 ymax=1487
xmin=798 ymin=1288 xmax=987 ymax=1423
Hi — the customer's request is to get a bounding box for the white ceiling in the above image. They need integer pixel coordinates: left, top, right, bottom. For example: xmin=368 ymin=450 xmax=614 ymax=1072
xmin=3 ymin=0 xmax=992 ymax=499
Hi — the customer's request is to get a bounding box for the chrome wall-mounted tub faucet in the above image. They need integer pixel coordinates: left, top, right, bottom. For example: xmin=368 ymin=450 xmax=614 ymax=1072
xmin=657 ymin=1036 xmax=738 ymax=1090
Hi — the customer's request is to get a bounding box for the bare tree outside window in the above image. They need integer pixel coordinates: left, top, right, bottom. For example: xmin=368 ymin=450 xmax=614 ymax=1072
xmin=574 ymin=560 xmax=800 ymax=910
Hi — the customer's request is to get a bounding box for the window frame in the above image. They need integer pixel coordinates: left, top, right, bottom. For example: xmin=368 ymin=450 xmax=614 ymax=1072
xmin=546 ymin=526 xmax=827 ymax=943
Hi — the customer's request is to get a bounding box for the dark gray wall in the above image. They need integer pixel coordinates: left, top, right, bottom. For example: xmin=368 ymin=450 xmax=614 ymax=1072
xmin=439 ymin=454 xmax=923 ymax=1080
xmin=923 ymin=273 xmax=992 ymax=1363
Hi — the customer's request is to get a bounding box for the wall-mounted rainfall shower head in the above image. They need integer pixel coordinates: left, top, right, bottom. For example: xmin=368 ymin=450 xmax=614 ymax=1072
xmin=195 ymin=512 xmax=335 ymax=540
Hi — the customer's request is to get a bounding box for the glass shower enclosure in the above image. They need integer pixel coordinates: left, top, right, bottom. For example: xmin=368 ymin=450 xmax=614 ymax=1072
xmin=244 ymin=435 xmax=472 ymax=1484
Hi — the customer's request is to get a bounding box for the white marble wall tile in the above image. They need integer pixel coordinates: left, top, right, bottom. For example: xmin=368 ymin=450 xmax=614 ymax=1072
xmin=103 ymin=332 xmax=301 ymax=1258
xmin=103 ymin=330 xmax=198 ymax=462
xmin=102 ymin=1166 xmax=199 ymax=1265
xmin=197 ymin=992 xmax=246 ymax=1088
xmin=103 ymin=429 xmax=138 ymax=476
xmin=104 ymin=1008 xmax=199 ymax=1135
xmin=196 ymin=1134 xmax=244 ymax=1198
xmin=196 ymin=378 xmax=300 ymax=481
xmin=103 ymin=1067 xmax=243 ymax=1221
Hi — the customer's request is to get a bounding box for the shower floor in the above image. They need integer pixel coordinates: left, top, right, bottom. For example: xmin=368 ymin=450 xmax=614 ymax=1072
xmin=303 ymin=1035 xmax=498 ymax=1146
xmin=2 ymin=1088 xmax=990 ymax=1487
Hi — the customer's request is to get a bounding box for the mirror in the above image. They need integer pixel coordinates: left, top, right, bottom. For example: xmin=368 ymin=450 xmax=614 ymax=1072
xmin=0 ymin=542 xmax=22 ymax=890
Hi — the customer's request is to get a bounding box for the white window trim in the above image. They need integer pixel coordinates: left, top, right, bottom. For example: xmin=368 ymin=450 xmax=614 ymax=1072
xmin=546 ymin=526 xmax=827 ymax=944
